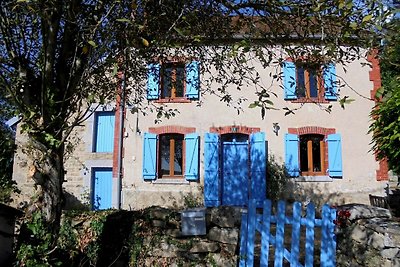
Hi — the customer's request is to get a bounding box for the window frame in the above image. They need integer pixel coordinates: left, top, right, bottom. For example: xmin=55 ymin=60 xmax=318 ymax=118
xmin=160 ymin=61 xmax=186 ymax=100
xmin=296 ymin=65 xmax=325 ymax=101
xmin=158 ymin=133 xmax=185 ymax=179
xmin=299 ymin=134 xmax=326 ymax=176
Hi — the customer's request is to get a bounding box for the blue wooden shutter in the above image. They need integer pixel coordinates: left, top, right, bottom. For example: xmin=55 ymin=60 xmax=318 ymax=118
xmin=204 ymin=133 xmax=220 ymax=207
xmin=92 ymin=168 xmax=113 ymax=210
xmin=283 ymin=61 xmax=297 ymax=100
xmin=94 ymin=112 xmax=115 ymax=152
xmin=184 ymin=133 xmax=199 ymax=181
xmin=324 ymin=63 xmax=337 ymax=100
xmin=250 ymin=132 xmax=267 ymax=207
xmin=285 ymin=133 xmax=300 ymax=177
xmin=147 ymin=63 xmax=160 ymax=100
xmin=327 ymin=133 xmax=343 ymax=177
xmin=185 ymin=61 xmax=200 ymax=99
xmin=142 ymin=132 xmax=157 ymax=180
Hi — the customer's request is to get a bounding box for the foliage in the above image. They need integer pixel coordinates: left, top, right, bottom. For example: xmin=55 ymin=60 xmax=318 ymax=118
xmin=334 ymin=209 xmax=352 ymax=229
xmin=266 ymin=155 xmax=291 ymax=201
xmin=0 ymin=123 xmax=19 ymax=203
xmin=369 ymin=18 xmax=400 ymax=174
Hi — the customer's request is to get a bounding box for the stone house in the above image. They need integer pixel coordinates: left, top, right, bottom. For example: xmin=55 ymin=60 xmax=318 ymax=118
xmin=11 ymin=46 xmax=388 ymax=210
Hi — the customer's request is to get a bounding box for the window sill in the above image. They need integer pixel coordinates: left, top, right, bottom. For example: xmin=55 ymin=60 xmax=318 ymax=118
xmin=294 ymin=176 xmax=333 ymax=182
xmin=152 ymin=179 xmax=190 ymax=185
xmin=290 ymin=98 xmax=330 ymax=104
xmin=155 ymin=98 xmax=192 ymax=104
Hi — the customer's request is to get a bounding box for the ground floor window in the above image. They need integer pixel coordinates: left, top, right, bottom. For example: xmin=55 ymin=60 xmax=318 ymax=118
xmin=159 ymin=133 xmax=184 ymax=178
xmin=299 ymin=134 xmax=325 ymax=176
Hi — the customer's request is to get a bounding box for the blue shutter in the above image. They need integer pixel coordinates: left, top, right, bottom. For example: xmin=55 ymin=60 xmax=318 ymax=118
xmin=142 ymin=132 xmax=157 ymax=180
xmin=94 ymin=112 xmax=115 ymax=152
xmin=184 ymin=133 xmax=199 ymax=181
xmin=204 ymin=133 xmax=220 ymax=207
xmin=283 ymin=61 xmax=297 ymax=100
xmin=185 ymin=61 xmax=200 ymax=99
xmin=324 ymin=63 xmax=337 ymax=100
xmin=327 ymin=134 xmax=343 ymax=177
xmin=285 ymin=133 xmax=300 ymax=177
xmin=250 ymin=132 xmax=267 ymax=207
xmin=147 ymin=63 xmax=160 ymax=100
xmin=92 ymin=168 xmax=112 ymax=210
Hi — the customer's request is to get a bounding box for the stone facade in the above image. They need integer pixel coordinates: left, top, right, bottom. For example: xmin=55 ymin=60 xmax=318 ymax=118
xmin=11 ymin=48 xmax=389 ymax=210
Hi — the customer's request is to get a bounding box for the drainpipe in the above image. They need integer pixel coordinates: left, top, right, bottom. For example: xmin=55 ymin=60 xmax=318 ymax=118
xmin=116 ymin=58 xmax=127 ymax=209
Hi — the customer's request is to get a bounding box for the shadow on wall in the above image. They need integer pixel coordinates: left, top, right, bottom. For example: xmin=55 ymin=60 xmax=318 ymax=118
xmin=267 ymin=154 xmax=346 ymax=210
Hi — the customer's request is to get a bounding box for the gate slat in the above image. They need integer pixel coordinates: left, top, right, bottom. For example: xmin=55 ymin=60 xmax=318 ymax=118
xmin=321 ymin=204 xmax=335 ymax=267
xmin=290 ymin=202 xmax=301 ymax=266
xmin=239 ymin=213 xmax=248 ymax=267
xmin=305 ymin=203 xmax=316 ymax=267
xmin=260 ymin=199 xmax=272 ymax=267
xmin=274 ymin=200 xmax=286 ymax=267
xmin=246 ymin=199 xmax=257 ymax=266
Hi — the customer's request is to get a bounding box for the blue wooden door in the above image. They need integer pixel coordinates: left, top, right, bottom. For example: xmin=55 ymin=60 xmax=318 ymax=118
xmin=92 ymin=168 xmax=112 ymax=210
xmin=222 ymin=140 xmax=249 ymax=206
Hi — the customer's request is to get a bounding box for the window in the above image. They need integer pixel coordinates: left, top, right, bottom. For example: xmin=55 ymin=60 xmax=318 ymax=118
xmin=162 ymin=63 xmax=185 ymax=99
xmin=147 ymin=60 xmax=200 ymax=101
xmin=283 ymin=61 xmax=337 ymax=101
xmin=93 ymin=111 xmax=115 ymax=152
xmin=159 ymin=134 xmax=184 ymax=177
xmin=299 ymin=134 xmax=325 ymax=176
xmin=142 ymin=132 xmax=199 ymax=181
xmin=285 ymin=132 xmax=343 ymax=178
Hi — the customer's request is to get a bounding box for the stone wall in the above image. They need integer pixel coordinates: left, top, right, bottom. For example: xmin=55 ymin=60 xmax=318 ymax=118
xmin=133 ymin=206 xmax=243 ymax=267
xmin=336 ymin=204 xmax=400 ymax=267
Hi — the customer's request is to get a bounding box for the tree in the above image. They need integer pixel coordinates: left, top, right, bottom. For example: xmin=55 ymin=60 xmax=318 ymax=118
xmin=0 ymin=0 xmax=389 ymax=262
xmin=370 ymin=18 xmax=400 ymax=175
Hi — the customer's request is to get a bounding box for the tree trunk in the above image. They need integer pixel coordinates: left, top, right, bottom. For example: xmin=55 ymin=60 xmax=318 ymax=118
xmin=28 ymin=137 xmax=64 ymax=240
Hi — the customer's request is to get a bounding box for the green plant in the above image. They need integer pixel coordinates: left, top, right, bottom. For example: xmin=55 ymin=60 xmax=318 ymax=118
xmin=266 ymin=154 xmax=290 ymax=201
xmin=16 ymin=212 xmax=62 ymax=267
xmin=183 ymin=192 xmax=202 ymax=208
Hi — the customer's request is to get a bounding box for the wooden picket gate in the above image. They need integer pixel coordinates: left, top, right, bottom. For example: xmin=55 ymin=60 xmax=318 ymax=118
xmin=239 ymin=199 xmax=336 ymax=267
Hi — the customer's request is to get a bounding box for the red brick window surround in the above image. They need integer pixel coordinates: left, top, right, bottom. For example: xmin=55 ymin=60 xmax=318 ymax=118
xmin=149 ymin=125 xmax=196 ymax=135
xmin=209 ymin=125 xmax=260 ymax=135
xmin=288 ymin=126 xmax=335 ymax=176
xmin=368 ymin=50 xmax=389 ymax=181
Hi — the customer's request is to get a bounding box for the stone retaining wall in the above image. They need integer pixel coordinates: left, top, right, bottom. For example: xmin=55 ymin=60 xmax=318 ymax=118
xmin=336 ymin=204 xmax=400 ymax=267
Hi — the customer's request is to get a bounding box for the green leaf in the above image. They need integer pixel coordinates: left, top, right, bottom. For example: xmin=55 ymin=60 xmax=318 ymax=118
xmin=88 ymin=40 xmax=97 ymax=47
xmin=116 ymin=18 xmax=131 ymax=23
xmin=248 ymin=102 xmax=259 ymax=108
xmin=362 ymin=14 xmax=373 ymax=23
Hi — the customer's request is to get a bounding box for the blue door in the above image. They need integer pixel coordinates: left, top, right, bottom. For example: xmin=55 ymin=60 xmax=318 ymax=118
xmin=92 ymin=168 xmax=112 ymax=210
xmin=222 ymin=135 xmax=249 ymax=206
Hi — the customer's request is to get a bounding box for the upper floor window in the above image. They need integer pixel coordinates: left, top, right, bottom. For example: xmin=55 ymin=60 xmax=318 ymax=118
xmin=147 ymin=60 xmax=200 ymax=102
xmin=283 ymin=61 xmax=337 ymax=102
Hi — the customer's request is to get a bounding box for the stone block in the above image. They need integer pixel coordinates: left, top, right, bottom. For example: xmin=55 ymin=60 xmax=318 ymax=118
xmin=368 ymin=232 xmax=385 ymax=250
xmin=189 ymin=241 xmax=219 ymax=253
xmin=381 ymin=248 xmax=400 ymax=260
xmin=208 ymin=227 xmax=239 ymax=245
xmin=209 ymin=207 xmax=243 ymax=228
xmin=338 ymin=204 xmax=392 ymax=221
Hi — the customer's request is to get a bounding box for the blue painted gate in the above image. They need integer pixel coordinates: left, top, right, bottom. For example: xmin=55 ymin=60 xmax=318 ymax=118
xmin=240 ymin=199 xmax=336 ymax=267
xmin=92 ymin=168 xmax=112 ymax=210
xmin=222 ymin=140 xmax=249 ymax=206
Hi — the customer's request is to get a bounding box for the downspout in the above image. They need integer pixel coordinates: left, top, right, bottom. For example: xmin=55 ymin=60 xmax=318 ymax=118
xmin=116 ymin=57 xmax=127 ymax=209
